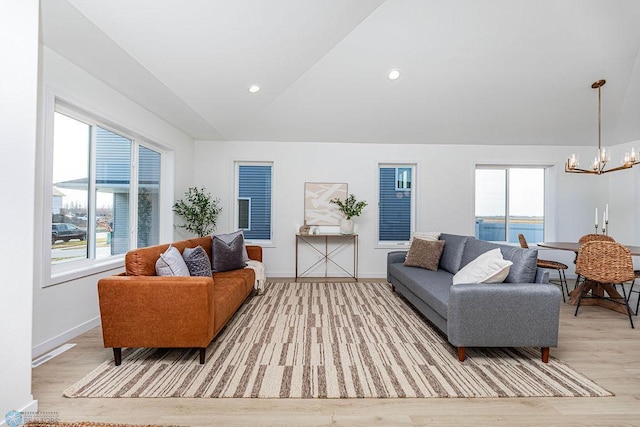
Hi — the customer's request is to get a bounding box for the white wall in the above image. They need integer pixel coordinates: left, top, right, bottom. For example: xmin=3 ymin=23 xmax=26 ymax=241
xmin=194 ymin=140 xmax=626 ymax=278
xmin=0 ymin=0 xmax=39 ymax=416
xmin=31 ymin=47 xmax=196 ymax=357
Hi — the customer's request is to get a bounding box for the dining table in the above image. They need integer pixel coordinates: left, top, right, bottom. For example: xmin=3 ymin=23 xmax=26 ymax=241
xmin=537 ymin=241 xmax=640 ymax=315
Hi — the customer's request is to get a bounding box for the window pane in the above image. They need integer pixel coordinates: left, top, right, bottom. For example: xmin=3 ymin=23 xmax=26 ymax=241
xmin=379 ymin=166 xmax=412 ymax=241
xmin=238 ymin=165 xmax=272 ymax=240
xmin=51 ymin=112 xmax=89 ymax=264
xmin=475 ymin=169 xmax=506 ymax=241
xmin=508 ymin=168 xmax=544 ymax=243
xmin=96 ymin=127 xmax=131 ymax=257
xmin=238 ymin=198 xmax=250 ymax=230
xmin=138 ymin=146 xmax=161 ymax=248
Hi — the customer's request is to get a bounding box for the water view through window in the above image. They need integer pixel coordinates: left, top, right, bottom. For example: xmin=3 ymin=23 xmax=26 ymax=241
xmin=475 ymin=167 xmax=545 ymax=244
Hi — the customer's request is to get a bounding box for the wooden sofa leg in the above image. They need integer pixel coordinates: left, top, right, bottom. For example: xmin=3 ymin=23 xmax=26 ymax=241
xmin=457 ymin=347 xmax=466 ymax=362
xmin=113 ymin=348 xmax=122 ymax=366
xmin=541 ymin=347 xmax=550 ymax=363
xmin=199 ymin=348 xmax=206 ymax=364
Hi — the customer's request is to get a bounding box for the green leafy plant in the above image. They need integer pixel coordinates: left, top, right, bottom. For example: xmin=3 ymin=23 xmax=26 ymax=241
xmin=330 ymin=193 xmax=368 ymax=220
xmin=172 ymin=187 xmax=222 ymax=237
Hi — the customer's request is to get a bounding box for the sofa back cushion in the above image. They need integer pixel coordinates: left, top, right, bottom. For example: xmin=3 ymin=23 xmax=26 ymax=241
xmin=126 ymin=236 xmax=212 ymax=276
xmin=438 ymin=233 xmax=470 ymax=274
xmin=461 ymin=238 xmax=538 ymax=283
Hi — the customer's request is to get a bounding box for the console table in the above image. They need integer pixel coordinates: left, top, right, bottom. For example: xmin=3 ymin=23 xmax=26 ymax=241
xmin=295 ymin=234 xmax=358 ymax=281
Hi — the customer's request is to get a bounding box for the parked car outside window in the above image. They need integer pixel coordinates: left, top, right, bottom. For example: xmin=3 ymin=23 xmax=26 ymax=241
xmin=52 ymin=223 xmax=87 ymax=245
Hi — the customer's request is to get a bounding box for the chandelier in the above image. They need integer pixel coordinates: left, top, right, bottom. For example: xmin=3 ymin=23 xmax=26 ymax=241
xmin=565 ymin=80 xmax=639 ymax=174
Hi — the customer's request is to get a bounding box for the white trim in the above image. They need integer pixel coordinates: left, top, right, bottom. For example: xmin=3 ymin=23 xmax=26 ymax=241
xmin=31 ymin=316 xmax=101 ymax=359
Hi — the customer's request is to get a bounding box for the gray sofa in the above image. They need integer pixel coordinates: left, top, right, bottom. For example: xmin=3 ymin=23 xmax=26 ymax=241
xmin=387 ymin=233 xmax=561 ymax=363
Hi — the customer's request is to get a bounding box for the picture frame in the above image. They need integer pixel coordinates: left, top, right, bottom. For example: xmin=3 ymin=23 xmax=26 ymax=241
xmin=304 ymin=182 xmax=347 ymax=226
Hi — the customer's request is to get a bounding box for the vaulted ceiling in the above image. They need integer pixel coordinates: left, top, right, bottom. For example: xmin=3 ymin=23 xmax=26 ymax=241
xmin=41 ymin=0 xmax=640 ymax=146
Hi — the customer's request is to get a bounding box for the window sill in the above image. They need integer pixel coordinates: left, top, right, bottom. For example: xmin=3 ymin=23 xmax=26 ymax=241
xmin=47 ymin=256 xmax=125 ymax=287
xmin=376 ymin=242 xmax=411 ymax=249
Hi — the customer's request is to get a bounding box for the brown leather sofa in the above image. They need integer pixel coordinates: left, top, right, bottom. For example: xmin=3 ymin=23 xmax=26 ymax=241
xmin=97 ymin=236 xmax=262 ymax=366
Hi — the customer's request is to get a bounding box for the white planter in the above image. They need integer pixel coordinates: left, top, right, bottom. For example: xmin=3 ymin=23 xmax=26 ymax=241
xmin=340 ymin=218 xmax=354 ymax=234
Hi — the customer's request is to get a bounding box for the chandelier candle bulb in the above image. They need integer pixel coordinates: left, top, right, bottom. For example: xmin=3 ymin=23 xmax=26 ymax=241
xmin=595 ymin=208 xmax=598 ymax=227
xmin=606 ymin=204 xmax=609 ymax=222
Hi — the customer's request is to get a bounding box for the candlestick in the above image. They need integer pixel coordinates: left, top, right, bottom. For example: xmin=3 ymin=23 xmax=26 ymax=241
xmin=595 ymin=207 xmax=598 ymax=228
xmin=606 ymin=203 xmax=609 ymax=222
xmin=605 ymin=220 xmax=609 ymax=236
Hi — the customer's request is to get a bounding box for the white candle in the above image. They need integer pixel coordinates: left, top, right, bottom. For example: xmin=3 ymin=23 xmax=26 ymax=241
xmin=606 ymin=204 xmax=609 ymax=222
xmin=603 ymin=212 xmax=606 ymax=230
xmin=595 ymin=208 xmax=598 ymax=227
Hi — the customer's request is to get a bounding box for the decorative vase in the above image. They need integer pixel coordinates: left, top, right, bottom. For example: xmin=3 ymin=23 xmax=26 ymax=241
xmin=340 ymin=218 xmax=354 ymax=234
xmin=299 ymin=220 xmax=310 ymax=235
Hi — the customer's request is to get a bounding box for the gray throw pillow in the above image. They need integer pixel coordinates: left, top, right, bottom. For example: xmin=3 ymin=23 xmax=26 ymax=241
xmin=404 ymin=239 xmax=445 ymax=271
xmin=212 ymin=230 xmax=250 ymax=261
xmin=155 ymin=245 xmax=190 ymax=276
xmin=438 ymin=234 xmax=470 ymax=274
xmin=211 ymin=233 xmax=247 ymax=272
xmin=182 ymin=245 xmax=212 ymax=277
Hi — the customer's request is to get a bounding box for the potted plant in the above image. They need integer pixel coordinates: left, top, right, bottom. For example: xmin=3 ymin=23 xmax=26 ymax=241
xmin=172 ymin=187 xmax=222 ymax=237
xmin=330 ymin=193 xmax=367 ymax=234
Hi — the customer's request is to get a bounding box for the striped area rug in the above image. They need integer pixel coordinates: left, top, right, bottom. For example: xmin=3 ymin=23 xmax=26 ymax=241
xmin=64 ymin=282 xmax=611 ymax=398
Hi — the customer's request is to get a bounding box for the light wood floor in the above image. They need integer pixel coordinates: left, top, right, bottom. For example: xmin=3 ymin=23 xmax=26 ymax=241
xmin=33 ymin=280 xmax=640 ymax=427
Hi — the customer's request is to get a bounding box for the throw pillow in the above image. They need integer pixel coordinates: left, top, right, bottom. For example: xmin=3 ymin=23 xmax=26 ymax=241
xmin=182 ymin=245 xmax=212 ymax=277
xmin=404 ymin=239 xmax=446 ymax=271
xmin=411 ymin=231 xmax=441 ymax=242
xmin=155 ymin=245 xmax=191 ymax=277
xmin=452 ymin=248 xmax=513 ymax=285
xmin=212 ymin=230 xmax=250 ymax=261
xmin=211 ymin=233 xmax=247 ymax=272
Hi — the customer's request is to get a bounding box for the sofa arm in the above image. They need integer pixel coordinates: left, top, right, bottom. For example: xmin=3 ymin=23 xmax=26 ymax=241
xmin=98 ymin=275 xmax=215 ymax=349
xmin=246 ymin=245 xmax=262 ymax=262
xmin=535 ymin=267 xmax=549 ymax=284
xmin=387 ymin=251 xmax=407 ymax=282
xmin=447 ymin=283 xmax=561 ymax=348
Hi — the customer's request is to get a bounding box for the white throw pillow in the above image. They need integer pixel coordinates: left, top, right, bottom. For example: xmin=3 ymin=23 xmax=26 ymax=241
xmin=452 ymin=248 xmax=513 ymax=285
xmin=411 ymin=231 xmax=441 ymax=242
xmin=155 ymin=245 xmax=191 ymax=277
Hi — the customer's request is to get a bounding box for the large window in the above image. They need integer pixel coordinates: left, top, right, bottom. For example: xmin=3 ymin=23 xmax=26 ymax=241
xmin=49 ymin=101 xmax=162 ymax=280
xmin=379 ymin=164 xmax=415 ymax=244
xmin=475 ymin=167 xmax=545 ymax=243
xmin=236 ymin=162 xmax=273 ymax=242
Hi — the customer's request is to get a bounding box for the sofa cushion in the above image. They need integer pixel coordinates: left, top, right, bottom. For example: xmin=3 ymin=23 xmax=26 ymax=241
xmin=212 ymin=230 xmax=250 ymax=262
xmin=388 ymin=263 xmax=453 ymax=319
xmin=404 ymin=239 xmax=445 ymax=271
xmin=155 ymin=245 xmax=190 ymax=276
xmin=182 ymin=245 xmax=212 ymax=277
xmin=212 ymin=233 xmax=247 ymax=272
xmin=438 ymin=233 xmax=470 ymax=274
xmin=461 ymin=238 xmax=538 ymax=283
xmin=452 ymin=248 xmax=513 ymax=285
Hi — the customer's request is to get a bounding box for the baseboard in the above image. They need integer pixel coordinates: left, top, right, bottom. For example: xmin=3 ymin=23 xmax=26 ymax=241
xmin=32 ymin=316 xmax=100 ymax=359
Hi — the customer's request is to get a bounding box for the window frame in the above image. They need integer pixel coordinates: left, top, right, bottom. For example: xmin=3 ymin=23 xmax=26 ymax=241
xmin=233 ymin=161 xmax=274 ymax=247
xmin=43 ymin=95 xmax=169 ymax=287
xmin=474 ymin=165 xmax=548 ymax=244
xmin=377 ymin=163 xmax=417 ymax=248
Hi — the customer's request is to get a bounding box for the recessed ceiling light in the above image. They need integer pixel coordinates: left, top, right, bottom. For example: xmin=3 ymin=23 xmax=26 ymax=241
xmin=248 ymin=85 xmax=260 ymax=93
xmin=388 ymin=69 xmax=401 ymax=80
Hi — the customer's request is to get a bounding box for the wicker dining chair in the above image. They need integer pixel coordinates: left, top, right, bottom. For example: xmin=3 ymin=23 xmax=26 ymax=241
xmin=628 ymin=270 xmax=640 ymax=316
xmin=574 ymin=241 xmax=635 ymax=328
xmin=518 ymin=234 xmax=569 ymax=302
xmin=574 ymin=234 xmax=617 ymax=290
xmin=578 ymin=234 xmax=615 ymax=244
